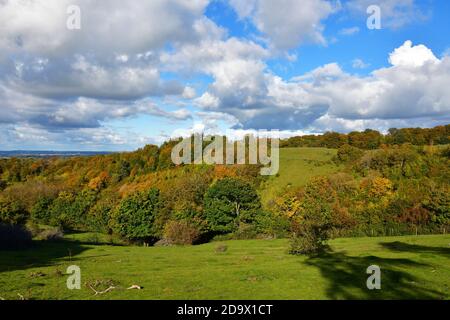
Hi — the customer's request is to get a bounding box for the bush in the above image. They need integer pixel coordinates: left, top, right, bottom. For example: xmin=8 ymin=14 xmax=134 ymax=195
xmin=254 ymin=210 xmax=290 ymax=238
xmin=163 ymin=220 xmax=201 ymax=245
xmin=290 ymin=222 xmax=329 ymax=255
xmin=37 ymin=227 xmax=64 ymax=242
xmin=336 ymin=144 xmax=364 ymax=163
xmin=232 ymin=223 xmax=258 ymax=240
xmin=0 ymin=223 xmax=32 ymax=250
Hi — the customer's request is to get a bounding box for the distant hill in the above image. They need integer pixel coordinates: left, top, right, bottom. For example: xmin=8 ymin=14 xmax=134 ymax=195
xmin=259 ymin=147 xmax=340 ymax=206
xmin=0 ymin=150 xmax=114 ymax=158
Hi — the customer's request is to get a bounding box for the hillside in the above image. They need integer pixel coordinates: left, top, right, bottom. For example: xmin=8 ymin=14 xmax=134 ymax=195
xmin=259 ymin=147 xmax=340 ymax=206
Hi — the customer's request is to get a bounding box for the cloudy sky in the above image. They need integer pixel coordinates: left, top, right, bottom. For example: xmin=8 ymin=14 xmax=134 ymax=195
xmin=1 ymin=0 xmax=449 ymax=151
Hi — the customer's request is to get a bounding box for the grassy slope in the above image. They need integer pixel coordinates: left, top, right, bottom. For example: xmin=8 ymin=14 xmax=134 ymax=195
xmin=259 ymin=148 xmax=340 ymax=206
xmin=1 ymin=234 xmax=448 ymax=300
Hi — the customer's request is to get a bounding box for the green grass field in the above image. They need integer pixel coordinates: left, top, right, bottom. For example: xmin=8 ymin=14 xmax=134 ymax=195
xmin=1 ymin=234 xmax=448 ymax=300
xmin=259 ymin=148 xmax=340 ymax=206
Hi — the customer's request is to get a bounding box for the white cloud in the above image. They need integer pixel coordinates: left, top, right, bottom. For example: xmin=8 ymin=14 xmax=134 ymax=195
xmin=388 ymin=40 xmax=439 ymax=67
xmin=352 ymin=58 xmax=370 ymax=69
xmin=0 ymin=0 xmax=211 ymax=58
xmin=192 ymin=41 xmax=450 ymax=132
xmin=7 ymin=54 xmax=187 ymax=100
xmin=0 ymin=84 xmax=191 ymax=130
xmin=228 ymin=0 xmax=336 ymax=50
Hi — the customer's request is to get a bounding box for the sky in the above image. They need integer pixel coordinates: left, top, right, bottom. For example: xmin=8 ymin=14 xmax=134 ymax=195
xmin=0 ymin=0 xmax=449 ymax=151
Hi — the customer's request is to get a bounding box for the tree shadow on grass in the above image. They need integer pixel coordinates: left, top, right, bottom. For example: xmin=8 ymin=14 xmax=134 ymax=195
xmin=380 ymin=241 xmax=450 ymax=257
xmin=305 ymin=245 xmax=447 ymax=299
xmin=0 ymin=240 xmax=90 ymax=274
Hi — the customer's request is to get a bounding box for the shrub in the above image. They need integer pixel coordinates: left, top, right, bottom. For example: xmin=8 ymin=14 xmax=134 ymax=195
xmin=232 ymin=223 xmax=258 ymax=240
xmin=336 ymin=144 xmax=364 ymax=163
xmin=290 ymin=221 xmax=330 ymax=255
xmin=254 ymin=210 xmax=290 ymax=238
xmin=38 ymin=227 xmax=64 ymax=242
xmin=163 ymin=220 xmax=201 ymax=245
xmin=0 ymin=223 xmax=32 ymax=250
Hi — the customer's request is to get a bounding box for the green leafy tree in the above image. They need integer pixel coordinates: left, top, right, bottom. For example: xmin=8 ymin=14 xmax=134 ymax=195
xmin=112 ymin=189 xmax=161 ymax=242
xmin=0 ymin=197 xmax=29 ymax=225
xmin=49 ymin=192 xmax=76 ymax=228
xmin=31 ymin=197 xmax=53 ymax=224
xmin=204 ymin=178 xmax=261 ymax=233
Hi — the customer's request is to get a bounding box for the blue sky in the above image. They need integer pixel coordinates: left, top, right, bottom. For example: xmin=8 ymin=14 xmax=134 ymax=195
xmin=0 ymin=0 xmax=449 ymax=150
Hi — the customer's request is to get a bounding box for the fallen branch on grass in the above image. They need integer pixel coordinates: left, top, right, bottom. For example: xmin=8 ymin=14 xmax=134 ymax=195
xmin=88 ymin=284 xmax=116 ymax=296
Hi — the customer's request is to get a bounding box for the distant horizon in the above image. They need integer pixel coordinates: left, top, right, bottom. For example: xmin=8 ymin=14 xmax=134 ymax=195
xmin=1 ymin=123 xmax=448 ymax=154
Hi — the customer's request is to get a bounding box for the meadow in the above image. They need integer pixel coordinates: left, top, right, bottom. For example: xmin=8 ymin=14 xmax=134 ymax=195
xmin=0 ymin=234 xmax=449 ymax=300
xmin=259 ymin=147 xmax=341 ymax=206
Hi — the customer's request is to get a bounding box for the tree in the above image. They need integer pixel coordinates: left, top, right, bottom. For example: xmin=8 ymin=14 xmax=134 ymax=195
xmin=31 ymin=197 xmax=53 ymax=224
xmin=112 ymin=188 xmax=161 ymax=242
xmin=0 ymin=197 xmax=29 ymax=225
xmin=289 ymin=177 xmax=337 ymax=255
xmin=204 ymin=178 xmax=261 ymax=233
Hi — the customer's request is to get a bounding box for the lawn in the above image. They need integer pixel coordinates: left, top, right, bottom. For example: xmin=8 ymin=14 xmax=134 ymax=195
xmin=0 ymin=234 xmax=449 ymax=300
xmin=259 ymin=147 xmax=340 ymax=206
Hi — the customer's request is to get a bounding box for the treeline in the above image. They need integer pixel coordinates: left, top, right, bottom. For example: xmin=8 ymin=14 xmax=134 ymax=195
xmin=0 ymin=125 xmax=449 ymax=251
xmin=275 ymin=143 xmax=449 ymax=253
xmin=280 ymin=125 xmax=450 ymax=149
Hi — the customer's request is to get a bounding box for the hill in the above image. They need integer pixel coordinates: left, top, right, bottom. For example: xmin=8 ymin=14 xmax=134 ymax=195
xmin=259 ymin=147 xmax=340 ymax=206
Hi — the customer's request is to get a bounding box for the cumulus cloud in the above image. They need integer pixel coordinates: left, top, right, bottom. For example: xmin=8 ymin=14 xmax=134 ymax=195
xmin=191 ymin=41 xmax=450 ymax=132
xmin=0 ymin=84 xmax=191 ymax=129
xmin=228 ymin=0 xmax=336 ymax=50
xmin=5 ymin=55 xmax=188 ymax=100
xmin=388 ymin=40 xmax=439 ymax=67
xmin=0 ymin=1 xmax=446 ymax=150
xmin=0 ymin=0 xmax=211 ymax=57
xmin=0 ymin=0 xmax=210 ymax=149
